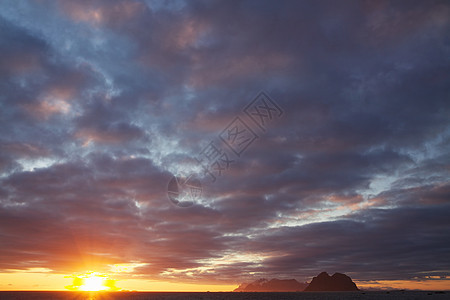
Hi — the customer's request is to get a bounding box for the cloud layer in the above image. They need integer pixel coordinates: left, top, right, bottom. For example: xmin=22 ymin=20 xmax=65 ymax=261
xmin=0 ymin=0 xmax=449 ymax=286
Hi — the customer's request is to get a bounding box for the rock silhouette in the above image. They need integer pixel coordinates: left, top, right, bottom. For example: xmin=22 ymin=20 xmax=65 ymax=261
xmin=234 ymin=278 xmax=308 ymax=292
xmin=304 ymin=272 xmax=359 ymax=291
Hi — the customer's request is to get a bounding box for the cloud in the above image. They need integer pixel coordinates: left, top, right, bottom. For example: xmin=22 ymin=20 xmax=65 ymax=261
xmin=75 ymin=123 xmax=145 ymax=146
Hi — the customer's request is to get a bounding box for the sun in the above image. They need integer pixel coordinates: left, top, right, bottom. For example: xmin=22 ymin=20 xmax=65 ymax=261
xmin=80 ymin=274 xmax=108 ymax=291
xmin=65 ymin=272 xmax=118 ymax=291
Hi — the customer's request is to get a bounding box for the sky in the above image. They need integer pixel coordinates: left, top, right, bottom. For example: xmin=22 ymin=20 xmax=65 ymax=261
xmin=0 ymin=0 xmax=449 ymax=292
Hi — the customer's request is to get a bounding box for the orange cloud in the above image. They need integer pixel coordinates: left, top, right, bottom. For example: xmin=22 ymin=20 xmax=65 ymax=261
xmin=188 ymin=52 xmax=292 ymax=88
xmin=23 ymin=99 xmax=71 ymax=120
xmin=58 ymin=1 xmax=144 ymax=26
xmin=75 ymin=124 xmax=143 ymax=146
xmin=23 ymin=86 xmax=75 ymax=120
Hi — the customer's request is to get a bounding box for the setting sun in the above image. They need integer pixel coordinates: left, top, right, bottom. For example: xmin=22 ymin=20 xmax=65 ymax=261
xmin=80 ymin=275 xmax=106 ymax=291
xmin=65 ymin=272 xmax=118 ymax=291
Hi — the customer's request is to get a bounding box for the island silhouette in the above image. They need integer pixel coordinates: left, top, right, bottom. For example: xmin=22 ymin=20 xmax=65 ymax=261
xmin=234 ymin=278 xmax=308 ymax=292
xmin=234 ymin=272 xmax=358 ymax=292
xmin=304 ymin=272 xmax=359 ymax=291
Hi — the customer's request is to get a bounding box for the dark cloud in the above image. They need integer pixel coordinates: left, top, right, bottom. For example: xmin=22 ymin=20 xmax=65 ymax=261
xmin=0 ymin=0 xmax=449 ymax=288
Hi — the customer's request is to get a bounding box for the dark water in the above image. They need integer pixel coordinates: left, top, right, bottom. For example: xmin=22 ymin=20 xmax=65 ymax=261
xmin=0 ymin=291 xmax=448 ymax=300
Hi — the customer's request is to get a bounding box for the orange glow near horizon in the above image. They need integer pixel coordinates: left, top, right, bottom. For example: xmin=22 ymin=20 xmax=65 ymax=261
xmin=355 ymin=279 xmax=450 ymax=291
xmin=0 ymin=270 xmax=449 ymax=292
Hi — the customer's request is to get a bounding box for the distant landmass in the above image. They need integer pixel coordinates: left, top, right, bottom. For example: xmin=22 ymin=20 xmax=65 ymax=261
xmin=234 ymin=272 xmax=358 ymax=292
xmin=304 ymin=272 xmax=359 ymax=291
xmin=234 ymin=278 xmax=308 ymax=292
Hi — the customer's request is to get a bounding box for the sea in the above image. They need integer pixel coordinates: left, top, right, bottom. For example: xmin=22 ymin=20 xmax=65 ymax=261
xmin=0 ymin=291 xmax=448 ymax=300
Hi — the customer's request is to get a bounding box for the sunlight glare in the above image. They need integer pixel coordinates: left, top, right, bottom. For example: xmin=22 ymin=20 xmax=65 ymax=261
xmin=65 ymin=272 xmax=118 ymax=291
xmin=80 ymin=275 xmax=106 ymax=291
